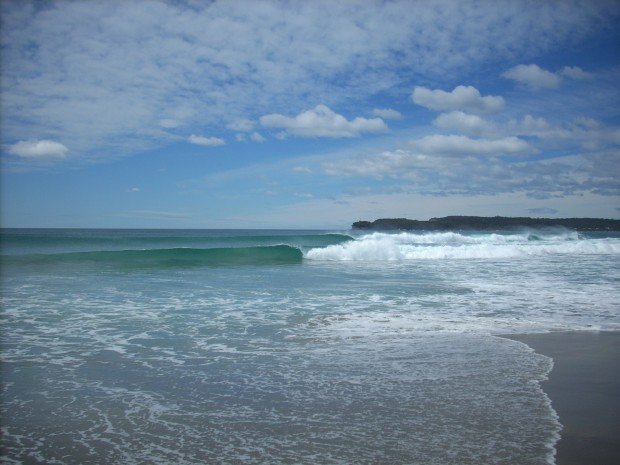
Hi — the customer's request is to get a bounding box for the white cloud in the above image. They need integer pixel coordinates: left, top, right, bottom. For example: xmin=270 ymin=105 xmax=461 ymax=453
xmin=433 ymin=111 xmax=494 ymax=136
xmin=250 ymin=132 xmax=266 ymax=143
xmin=1 ymin=1 xmax=617 ymax=164
xmin=409 ymin=134 xmax=530 ymax=157
xmin=517 ymin=115 xmax=553 ymax=133
xmin=432 ymin=110 xmax=617 ymax=147
xmin=234 ymin=131 xmax=266 ymax=143
xmin=412 ymin=86 xmax=504 ymax=114
xmin=502 ymin=64 xmax=593 ymax=90
xmin=191 ymin=125 xmax=619 ymax=215
xmin=188 ymin=134 xmax=225 ymax=146
xmin=260 ymin=104 xmax=387 ymax=138
xmin=275 ymin=132 xmax=288 ymax=140
xmin=130 ymin=187 xmax=140 ymax=192
xmin=158 ymin=118 xmax=181 ymax=128
xmin=561 ymin=66 xmax=593 ymax=80
xmin=227 ymin=119 xmax=255 ymax=132
xmin=502 ymin=64 xmax=561 ymax=89
xmin=321 ymin=145 xmax=600 ymax=200
xmin=508 ymin=115 xmax=620 ymax=147
xmin=157 ymin=107 xmax=195 ymax=129
xmin=324 ymin=149 xmax=434 ymax=179
xmin=8 ymin=139 xmax=68 ymax=159
xmin=573 ymin=116 xmax=601 ymax=129
xmin=372 ymin=108 xmax=403 ymax=120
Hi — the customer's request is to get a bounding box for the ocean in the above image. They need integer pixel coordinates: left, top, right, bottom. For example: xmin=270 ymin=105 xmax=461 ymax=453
xmin=1 ymin=228 xmax=619 ymax=464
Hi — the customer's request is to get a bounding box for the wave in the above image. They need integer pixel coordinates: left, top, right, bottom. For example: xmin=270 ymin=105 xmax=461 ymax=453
xmin=4 ymin=230 xmax=618 ymax=267
xmin=0 ymin=230 xmax=353 ymax=254
xmin=3 ymin=245 xmax=304 ymax=268
xmin=305 ymin=231 xmax=620 ymax=261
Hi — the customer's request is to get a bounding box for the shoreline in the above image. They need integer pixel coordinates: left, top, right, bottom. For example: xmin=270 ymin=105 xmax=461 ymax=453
xmin=503 ymin=331 xmax=620 ymax=465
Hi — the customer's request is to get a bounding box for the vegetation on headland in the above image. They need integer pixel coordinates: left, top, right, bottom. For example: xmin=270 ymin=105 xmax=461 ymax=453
xmin=352 ymin=216 xmax=620 ymax=231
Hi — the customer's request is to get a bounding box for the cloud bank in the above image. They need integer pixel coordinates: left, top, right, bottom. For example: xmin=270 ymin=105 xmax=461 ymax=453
xmin=2 ymin=0 xmax=617 ymax=162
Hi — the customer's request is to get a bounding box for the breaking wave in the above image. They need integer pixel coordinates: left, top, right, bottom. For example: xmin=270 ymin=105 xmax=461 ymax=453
xmin=4 ymin=230 xmax=618 ymax=268
xmin=305 ymin=231 xmax=620 ymax=261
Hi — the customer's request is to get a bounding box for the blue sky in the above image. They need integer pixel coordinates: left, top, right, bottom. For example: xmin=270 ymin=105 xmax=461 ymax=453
xmin=1 ymin=0 xmax=619 ymax=229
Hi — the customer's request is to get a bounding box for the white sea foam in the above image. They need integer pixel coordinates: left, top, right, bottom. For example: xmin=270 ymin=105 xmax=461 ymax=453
xmin=306 ymin=231 xmax=619 ymax=260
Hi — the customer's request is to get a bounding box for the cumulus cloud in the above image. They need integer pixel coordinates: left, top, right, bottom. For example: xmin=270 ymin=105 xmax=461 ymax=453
xmin=409 ymin=134 xmax=530 ymax=157
xmin=372 ymin=108 xmax=403 ymax=120
xmin=503 ymin=64 xmax=594 ymax=90
xmin=502 ymin=64 xmax=561 ymax=89
xmin=188 ymin=135 xmax=225 ymax=146
xmin=561 ymin=66 xmax=593 ymax=79
xmin=8 ymin=139 xmax=68 ymax=159
xmin=433 ymin=111 xmax=494 ymax=136
xmin=517 ymin=115 xmax=553 ymax=133
xmin=412 ymin=86 xmax=504 ymax=114
xmin=260 ymin=104 xmax=387 ymax=138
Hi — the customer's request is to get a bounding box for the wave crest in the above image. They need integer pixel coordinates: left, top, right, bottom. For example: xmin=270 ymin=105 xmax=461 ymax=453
xmin=306 ymin=231 xmax=619 ymax=261
xmin=5 ymin=245 xmax=304 ymax=268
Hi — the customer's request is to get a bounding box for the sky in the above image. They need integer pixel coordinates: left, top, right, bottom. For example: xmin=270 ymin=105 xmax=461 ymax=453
xmin=1 ymin=0 xmax=619 ymax=229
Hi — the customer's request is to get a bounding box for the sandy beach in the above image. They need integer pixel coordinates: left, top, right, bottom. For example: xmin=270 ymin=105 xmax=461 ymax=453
xmin=505 ymin=331 xmax=620 ymax=465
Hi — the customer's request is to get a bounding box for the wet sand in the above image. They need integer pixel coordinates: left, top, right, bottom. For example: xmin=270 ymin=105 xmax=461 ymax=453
xmin=505 ymin=331 xmax=620 ymax=465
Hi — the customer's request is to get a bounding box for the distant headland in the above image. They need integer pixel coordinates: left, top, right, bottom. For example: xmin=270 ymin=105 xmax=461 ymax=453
xmin=352 ymin=216 xmax=620 ymax=231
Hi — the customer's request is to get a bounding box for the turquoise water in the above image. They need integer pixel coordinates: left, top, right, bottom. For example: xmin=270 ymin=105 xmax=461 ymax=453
xmin=2 ymin=229 xmax=619 ymax=464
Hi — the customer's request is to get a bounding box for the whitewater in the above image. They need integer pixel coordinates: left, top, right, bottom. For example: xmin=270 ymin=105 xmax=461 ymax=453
xmin=306 ymin=230 xmax=620 ymax=260
xmin=1 ymin=228 xmax=619 ymax=464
